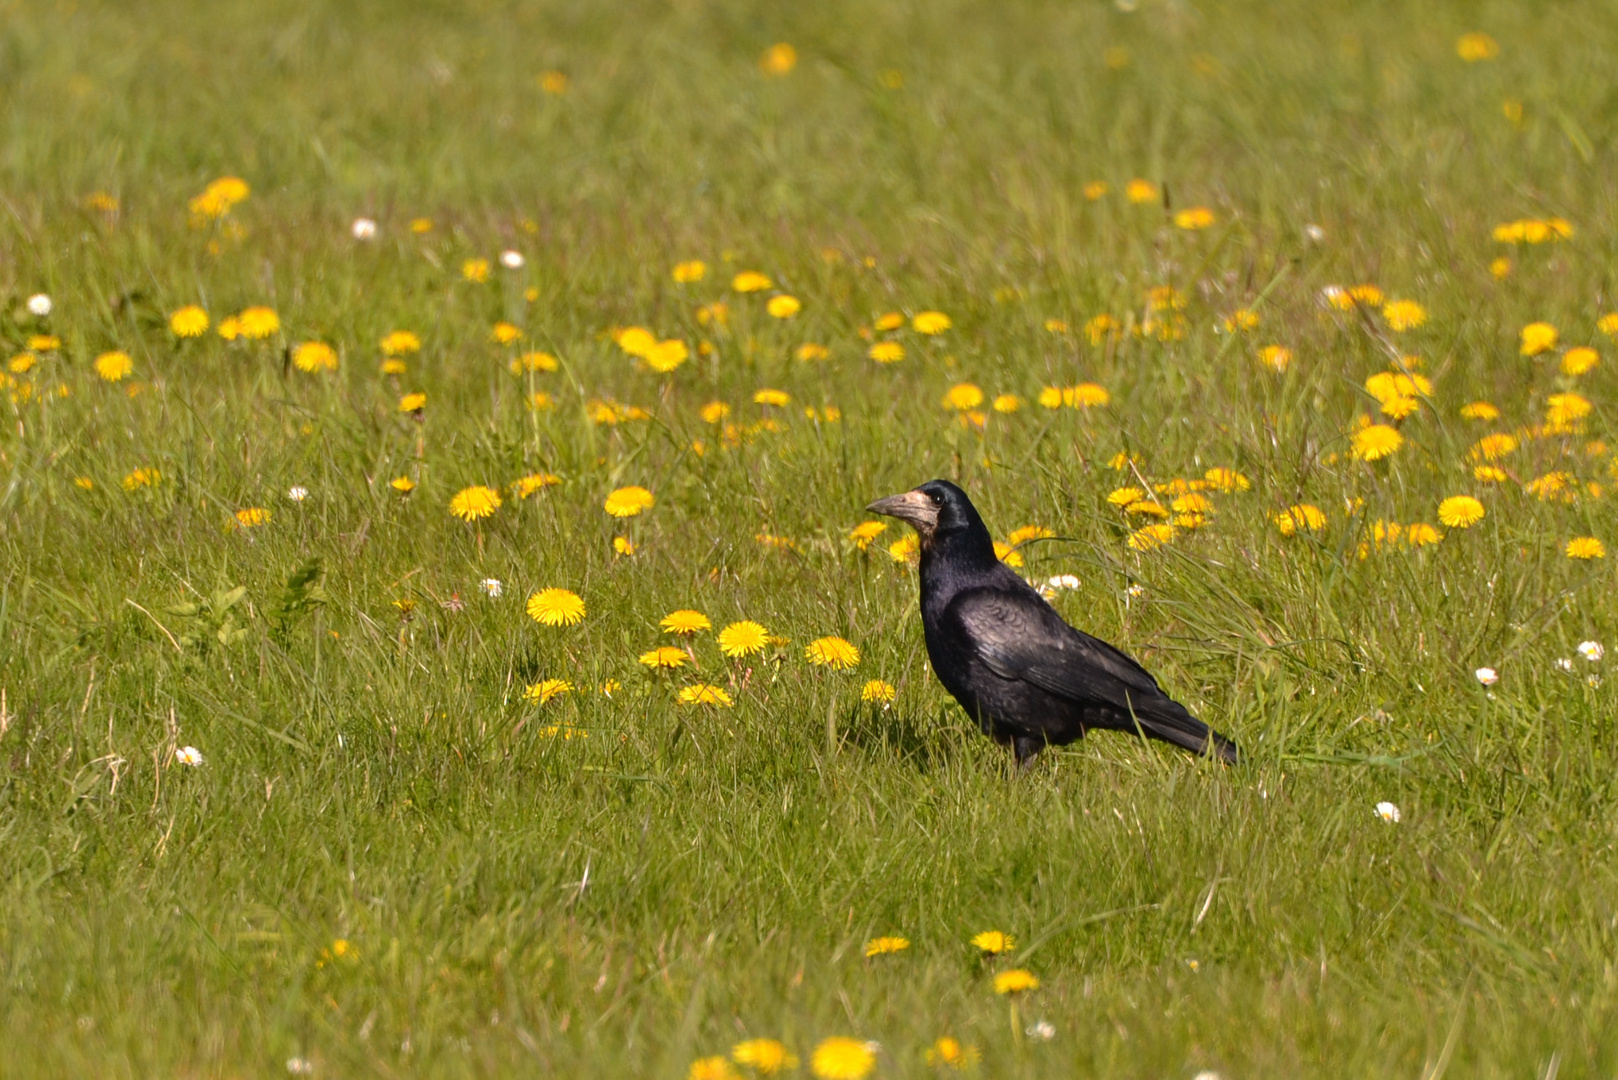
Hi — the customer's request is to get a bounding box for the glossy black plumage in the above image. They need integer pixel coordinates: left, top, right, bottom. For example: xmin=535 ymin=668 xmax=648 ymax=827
xmin=868 ymin=480 xmax=1238 ymax=767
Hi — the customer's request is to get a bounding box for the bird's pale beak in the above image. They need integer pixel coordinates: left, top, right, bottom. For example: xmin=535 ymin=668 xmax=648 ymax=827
xmin=866 ymin=489 xmax=939 ymax=533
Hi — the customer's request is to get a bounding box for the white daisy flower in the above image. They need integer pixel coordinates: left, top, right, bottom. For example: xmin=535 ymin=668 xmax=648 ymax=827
xmin=351 ymin=218 xmax=377 ymax=240
xmin=480 ymin=578 xmax=503 ymax=598
xmin=500 ymin=249 xmax=525 ymax=269
xmin=1374 ymin=801 xmax=1400 ymax=823
xmin=1474 ymin=667 xmax=1498 ymax=686
xmin=287 ymin=486 xmax=309 ymax=502
xmin=1577 ymin=640 xmax=1604 ymax=662
xmin=175 ymin=746 xmax=204 ymax=767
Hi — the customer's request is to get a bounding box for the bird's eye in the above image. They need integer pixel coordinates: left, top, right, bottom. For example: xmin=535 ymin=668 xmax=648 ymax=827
xmin=929 ymin=491 xmax=944 ymax=505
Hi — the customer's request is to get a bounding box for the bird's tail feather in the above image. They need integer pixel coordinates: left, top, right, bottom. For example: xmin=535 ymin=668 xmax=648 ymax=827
xmin=1124 ymin=697 xmax=1240 ymax=764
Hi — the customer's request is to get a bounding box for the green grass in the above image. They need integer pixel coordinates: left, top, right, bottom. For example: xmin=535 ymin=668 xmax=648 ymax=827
xmin=4 ymin=0 xmax=1618 ymax=1075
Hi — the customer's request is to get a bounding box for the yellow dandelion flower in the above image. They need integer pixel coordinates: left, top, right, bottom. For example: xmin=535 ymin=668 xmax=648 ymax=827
xmin=754 ymin=388 xmax=790 ymax=407
xmin=448 ymin=485 xmax=501 ymax=521
xmin=1061 ymin=383 xmax=1104 ymax=407
xmin=1406 ymin=523 xmax=1443 ymax=547
xmin=662 ymin=610 xmax=712 ymax=636
xmin=613 ymin=536 xmax=636 ymax=556
xmin=398 ymin=392 xmax=426 ymax=414
xmin=234 ymin=507 xmax=270 ymax=528
xmin=1381 ymin=299 xmax=1427 ymax=332
xmin=810 ymin=1038 xmax=876 ymax=1080
xmin=992 ymin=394 xmax=1021 ymax=413
xmin=604 ymin=485 xmax=655 ymax=517
xmin=503 ymin=470 xmax=556 ymax=498
xmin=912 ymin=310 xmax=952 ymax=335
xmin=1470 ymin=433 xmax=1518 ymax=461
xmin=1437 ymin=495 xmax=1485 ymax=529
xmin=408 ymin=218 xmax=433 ymax=234
xmin=293 ymin=342 xmax=338 ymax=373
xmin=380 ymin=358 xmax=407 ymax=376
xmin=73 ymin=476 xmax=93 ymax=490
xmin=1108 ymin=487 xmax=1144 ymax=507
xmin=701 ymin=401 xmax=732 ymax=424
xmin=1566 ymin=536 xmax=1606 ymax=560
xmin=925 ymin=1037 xmax=980 ymax=1070
xmin=1526 ymin=471 xmax=1576 ymax=503
xmin=1259 ymin=345 xmax=1292 ymax=373
xmin=689 ymin=1056 xmax=740 ymax=1080
xmin=796 ymin=343 xmax=829 ymax=362
xmin=1223 ymin=308 xmax=1260 ymax=333
xmin=805 ymin=636 xmax=859 ymax=670
xmin=993 ymin=541 xmax=1023 ymax=567
xmin=1083 ymin=180 xmax=1109 ymax=199
xmin=1083 ymin=314 xmax=1119 ymax=345
xmin=1456 ymin=32 xmax=1499 ymax=61
xmin=672 ymin=260 xmax=707 ymax=283
xmin=1127 ymin=501 xmax=1169 ymax=520
xmin=122 ymin=467 xmax=161 ymax=490
xmin=1353 ymin=424 xmax=1403 ymax=461
xmin=380 ymin=331 xmax=421 ymax=356
xmin=1204 ymin=467 xmax=1250 ymax=492
xmin=524 ymin=679 xmax=573 ymax=704
xmin=1473 ymin=465 xmax=1508 ymax=483
xmin=863 ymin=936 xmax=909 ymax=957
xmin=490 ymin=321 xmax=522 ymax=344
xmin=678 ymin=684 xmax=734 ymax=706
xmin=646 ymin=339 xmax=689 ymax=373
xmin=850 ymin=521 xmax=887 ymax=549
xmin=1460 ymin=401 xmax=1500 ymax=421
xmin=971 ymin=930 xmax=1014 ymax=954
xmin=169 ymin=305 xmax=209 ymax=337
xmin=1127 ymin=522 xmax=1176 ymax=550
xmin=1489 ymin=256 xmax=1512 ymax=279
xmin=527 ymin=588 xmax=586 ymax=626
xmin=1044 ymin=318 xmax=1069 ymax=334
xmin=1274 ymin=504 xmax=1326 ymax=536
xmin=870 ymin=312 xmax=903 ymax=333
xmin=759 ymin=42 xmax=797 ymax=76
xmin=237 ymin=306 xmax=279 ymax=339
xmin=717 ymin=621 xmax=770 ymax=658
xmin=462 ymin=258 xmax=490 ymax=283
xmin=943 ymin=383 xmax=984 ymax=410
xmin=732 ymin=271 xmax=773 ymax=293
xmin=640 ymin=646 xmax=687 ymax=670
xmin=1173 ymin=206 xmax=1215 ymax=230
xmin=1561 ymin=347 xmax=1599 ymax=377
xmin=1597 ymin=313 xmax=1618 ymax=338
xmin=1547 ymin=392 xmax=1592 ymax=429
xmin=94 ymin=351 xmax=132 ymax=382
xmin=1520 ymin=321 xmax=1558 ymax=356
xmin=860 ymin=679 xmax=896 ymax=703
xmin=1124 ymin=178 xmax=1158 ymax=203
xmin=389 ymin=476 xmax=416 ymax=493
xmin=868 ymin=341 xmax=905 ymax=363
xmin=766 ymin=295 xmax=801 ymax=319
xmin=538 ymin=70 xmax=569 ymax=95
xmin=993 ymin=969 xmax=1039 ymax=994
xmin=888 ymin=534 xmax=919 ymax=563
xmin=732 ymin=1039 xmax=797 ymax=1074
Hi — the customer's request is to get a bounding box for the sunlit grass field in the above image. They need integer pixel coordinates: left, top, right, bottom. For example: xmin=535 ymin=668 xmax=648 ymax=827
xmin=4 ymin=0 xmax=1618 ymax=1075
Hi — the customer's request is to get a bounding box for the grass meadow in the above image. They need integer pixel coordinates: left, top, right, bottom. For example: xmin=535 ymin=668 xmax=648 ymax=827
xmin=4 ymin=0 xmax=1618 ymax=1075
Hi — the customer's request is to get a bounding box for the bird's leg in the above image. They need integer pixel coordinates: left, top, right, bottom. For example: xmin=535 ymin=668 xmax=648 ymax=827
xmin=1013 ymin=736 xmax=1044 ymax=775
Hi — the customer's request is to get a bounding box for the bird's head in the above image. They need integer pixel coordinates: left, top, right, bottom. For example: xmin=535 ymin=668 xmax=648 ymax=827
xmin=865 ymin=479 xmax=991 ymax=551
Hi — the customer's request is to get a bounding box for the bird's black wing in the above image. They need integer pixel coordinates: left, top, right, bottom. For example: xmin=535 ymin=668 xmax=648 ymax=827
xmin=945 ymin=585 xmax=1236 ymax=761
xmin=943 ymin=586 xmax=1165 ymax=713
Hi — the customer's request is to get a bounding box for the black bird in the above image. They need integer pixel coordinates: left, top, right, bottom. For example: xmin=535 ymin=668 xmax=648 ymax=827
xmin=867 ymin=479 xmax=1238 ymax=768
